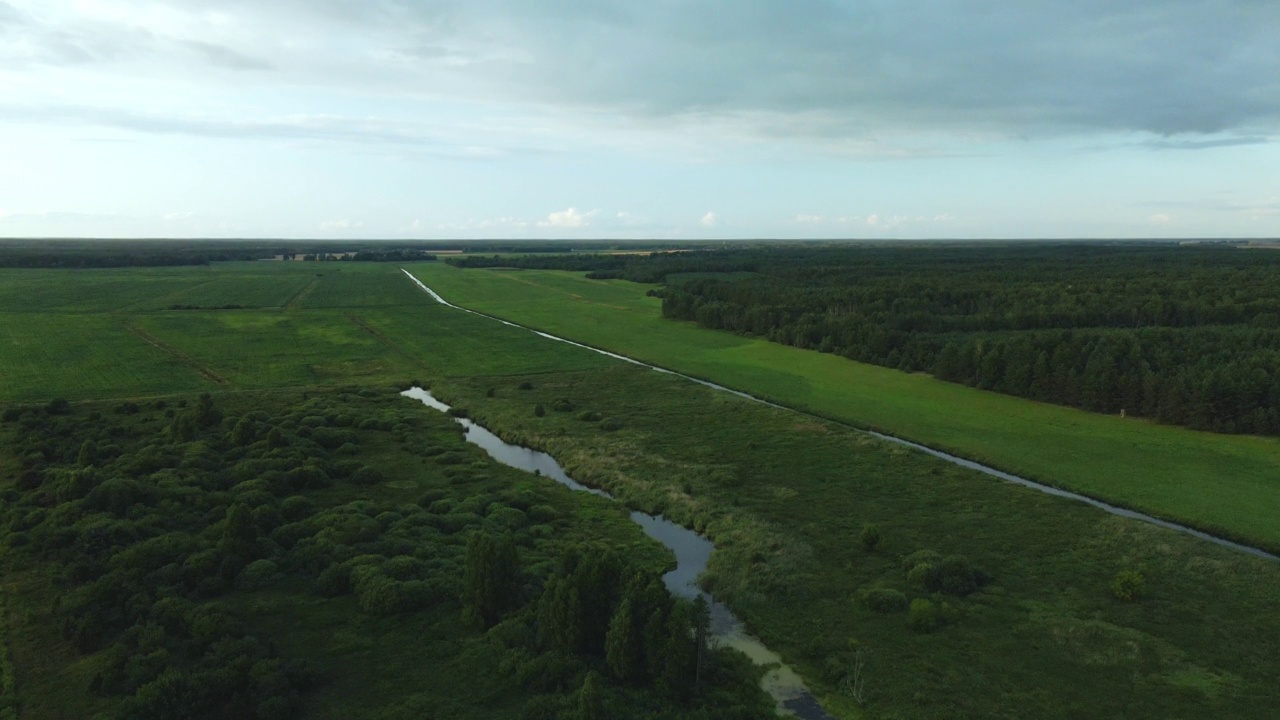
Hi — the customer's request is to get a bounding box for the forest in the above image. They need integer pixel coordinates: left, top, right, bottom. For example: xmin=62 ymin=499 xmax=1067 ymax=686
xmin=450 ymin=244 xmax=1280 ymax=435
xmin=0 ymin=388 xmax=770 ymax=720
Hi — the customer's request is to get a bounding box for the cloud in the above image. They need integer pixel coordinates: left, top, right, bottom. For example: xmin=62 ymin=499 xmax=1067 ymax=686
xmin=538 ymin=207 xmax=596 ymax=228
xmin=795 ymin=214 xmax=824 ymax=224
xmin=7 ymin=0 xmax=1276 ymax=146
xmin=182 ymin=40 xmax=272 ymax=72
xmin=866 ymin=214 xmax=879 ymax=227
xmin=700 ymin=211 xmax=718 ymax=228
xmin=0 ymin=102 xmax=545 ymax=156
xmin=1149 ymin=213 xmax=1172 ymax=224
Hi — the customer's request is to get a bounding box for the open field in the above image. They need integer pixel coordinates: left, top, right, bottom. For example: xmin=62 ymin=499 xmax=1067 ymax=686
xmin=404 ymin=263 xmax=1280 ymax=553
xmin=0 ymin=263 xmax=609 ymax=403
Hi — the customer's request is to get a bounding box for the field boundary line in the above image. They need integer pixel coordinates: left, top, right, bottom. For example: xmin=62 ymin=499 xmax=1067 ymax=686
xmin=345 ymin=314 xmax=428 ymax=369
xmin=283 ymin=276 xmax=322 ymax=311
xmin=122 ymin=323 xmax=229 ymax=386
xmin=115 ymin=277 xmax=217 ymax=314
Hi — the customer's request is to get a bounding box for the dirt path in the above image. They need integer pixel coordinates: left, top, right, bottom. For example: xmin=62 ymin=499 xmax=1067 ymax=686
xmin=122 ymin=323 xmax=229 ymax=386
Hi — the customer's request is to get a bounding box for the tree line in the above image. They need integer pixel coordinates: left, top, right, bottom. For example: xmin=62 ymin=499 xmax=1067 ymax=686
xmin=453 ymin=243 xmax=1280 ymax=435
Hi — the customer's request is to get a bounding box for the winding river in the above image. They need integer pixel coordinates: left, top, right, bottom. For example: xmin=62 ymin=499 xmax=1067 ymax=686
xmin=402 ymin=387 xmax=835 ymax=719
xmin=400 ymin=268 xmax=1278 ymax=564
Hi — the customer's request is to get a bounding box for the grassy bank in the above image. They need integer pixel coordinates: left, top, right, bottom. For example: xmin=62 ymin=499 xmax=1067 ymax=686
xmin=404 ymin=263 xmax=1280 ymax=553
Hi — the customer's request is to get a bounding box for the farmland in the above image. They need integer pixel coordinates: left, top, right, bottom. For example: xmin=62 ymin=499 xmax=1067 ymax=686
xmin=402 ymin=262 xmax=1280 ymax=553
xmin=3 ymin=254 xmax=1280 ymax=720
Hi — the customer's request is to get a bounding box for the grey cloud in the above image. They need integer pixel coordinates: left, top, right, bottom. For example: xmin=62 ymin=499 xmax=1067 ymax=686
xmin=0 ymin=102 xmax=546 ymax=158
xmin=460 ymin=0 xmax=1280 ymax=136
xmin=183 ymin=41 xmax=273 ymax=71
xmin=1140 ymin=136 xmax=1272 ymax=151
xmin=7 ymin=0 xmax=1279 ymax=141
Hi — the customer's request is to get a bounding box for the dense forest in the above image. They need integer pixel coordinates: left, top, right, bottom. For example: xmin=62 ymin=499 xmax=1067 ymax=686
xmin=454 ymin=244 xmax=1280 ymax=436
xmin=0 ymin=389 xmax=770 ymax=719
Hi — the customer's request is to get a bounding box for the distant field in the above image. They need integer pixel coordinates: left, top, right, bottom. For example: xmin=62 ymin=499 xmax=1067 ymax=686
xmin=404 ymin=263 xmax=1280 ymax=553
xmin=0 ymin=263 xmax=611 ymax=403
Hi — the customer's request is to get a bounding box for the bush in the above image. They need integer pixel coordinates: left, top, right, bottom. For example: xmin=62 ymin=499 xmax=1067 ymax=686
xmin=859 ymin=524 xmax=882 ymax=551
xmin=518 ymin=381 xmax=534 ymax=390
xmin=860 ymin=588 xmax=908 ymax=613
xmin=1112 ymin=570 xmax=1145 ymax=602
xmin=46 ymin=398 xmax=72 ymax=415
xmin=533 ymin=404 xmax=546 ymax=417
xmin=599 ymin=418 xmax=622 ymax=431
xmin=904 ymin=551 xmax=988 ymax=596
xmin=239 ymin=560 xmax=282 ymax=590
xmin=576 ymin=411 xmax=602 ymax=422
xmin=908 ymin=598 xmax=942 ymax=632
xmin=551 ymin=399 xmax=575 ymax=412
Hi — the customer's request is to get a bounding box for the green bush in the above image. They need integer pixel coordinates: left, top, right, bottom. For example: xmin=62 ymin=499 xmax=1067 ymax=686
xmin=577 ymin=411 xmax=603 ymax=422
xmin=239 ymin=560 xmax=282 ymax=590
xmin=1112 ymin=570 xmax=1146 ymax=602
xmin=534 ymin=404 xmax=546 ymax=417
xmin=908 ymin=598 xmax=942 ymax=632
xmin=551 ymin=399 xmax=575 ymax=412
xmin=859 ymin=523 xmax=882 ymax=551
xmin=351 ymin=466 xmax=384 ymax=486
xmin=599 ymin=418 xmax=623 ymax=432
xmin=860 ymin=588 xmax=908 ymax=613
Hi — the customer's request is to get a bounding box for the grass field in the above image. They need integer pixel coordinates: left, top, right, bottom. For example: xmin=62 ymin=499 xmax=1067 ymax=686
xmin=404 ymin=263 xmax=1280 ymax=553
xmin=0 ymin=263 xmax=609 ymax=403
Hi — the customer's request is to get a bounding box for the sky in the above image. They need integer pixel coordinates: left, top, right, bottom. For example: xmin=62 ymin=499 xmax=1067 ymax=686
xmin=0 ymin=0 xmax=1277 ymax=240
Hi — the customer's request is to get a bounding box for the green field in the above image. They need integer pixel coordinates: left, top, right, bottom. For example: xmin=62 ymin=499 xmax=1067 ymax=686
xmin=6 ymin=258 xmax=1280 ymax=720
xmin=0 ymin=263 xmax=609 ymax=403
xmin=404 ymin=263 xmax=1280 ymax=553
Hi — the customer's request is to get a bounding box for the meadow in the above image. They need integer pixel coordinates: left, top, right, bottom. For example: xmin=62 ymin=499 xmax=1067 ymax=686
xmin=4 ymin=257 xmax=1280 ymax=719
xmin=403 ymin=263 xmax=1280 ymax=553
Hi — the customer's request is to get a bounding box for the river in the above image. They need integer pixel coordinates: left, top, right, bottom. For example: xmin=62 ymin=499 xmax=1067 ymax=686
xmin=402 ymin=387 xmax=837 ymax=719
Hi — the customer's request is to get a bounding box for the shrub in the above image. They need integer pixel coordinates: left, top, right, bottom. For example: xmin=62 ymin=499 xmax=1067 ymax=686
xmin=239 ymin=560 xmax=282 ymax=590
xmin=576 ymin=411 xmax=602 ymax=422
xmin=1112 ymin=570 xmax=1145 ymax=602
xmin=533 ymin=404 xmax=546 ymax=417
xmin=903 ymin=551 xmax=988 ymax=596
xmin=46 ymin=398 xmax=72 ymax=415
xmin=551 ymin=399 xmax=575 ymax=412
xmin=599 ymin=418 xmax=622 ymax=431
xmin=351 ymin=466 xmax=384 ymax=486
xmin=860 ymin=588 xmax=908 ymax=613
xmin=859 ymin=524 xmax=882 ymax=551
xmin=518 ymin=381 xmax=534 ymax=390
xmin=908 ymin=598 xmax=942 ymax=632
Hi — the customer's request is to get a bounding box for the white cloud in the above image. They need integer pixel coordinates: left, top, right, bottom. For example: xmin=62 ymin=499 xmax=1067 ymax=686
xmin=795 ymin=214 xmax=824 ymax=224
xmin=700 ymin=211 xmax=718 ymax=227
xmin=1149 ymin=213 xmax=1171 ymax=224
xmin=538 ymin=207 xmax=597 ymax=228
xmin=866 ymin=214 xmax=879 ymax=226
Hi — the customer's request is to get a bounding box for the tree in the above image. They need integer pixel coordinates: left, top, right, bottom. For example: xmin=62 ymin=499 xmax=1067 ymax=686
xmin=575 ymin=671 xmax=606 ymax=720
xmin=463 ymin=532 xmax=519 ymax=627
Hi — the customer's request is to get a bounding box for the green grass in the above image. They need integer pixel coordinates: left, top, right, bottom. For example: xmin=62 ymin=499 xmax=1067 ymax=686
xmin=404 ymin=263 xmax=1280 ymax=553
xmin=0 ymin=264 xmax=609 ymax=404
